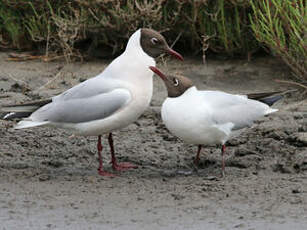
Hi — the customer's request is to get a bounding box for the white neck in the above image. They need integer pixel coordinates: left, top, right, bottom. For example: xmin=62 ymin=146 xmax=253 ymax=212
xmin=124 ymin=29 xmax=154 ymax=63
xmin=100 ymin=29 xmax=155 ymax=83
xmin=125 ymin=29 xmax=142 ymax=51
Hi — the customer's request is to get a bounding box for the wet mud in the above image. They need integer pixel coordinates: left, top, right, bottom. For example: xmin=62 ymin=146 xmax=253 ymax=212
xmin=0 ymin=53 xmax=306 ymax=229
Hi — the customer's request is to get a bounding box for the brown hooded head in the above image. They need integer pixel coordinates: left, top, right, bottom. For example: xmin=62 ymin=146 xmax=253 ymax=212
xmin=140 ymin=29 xmax=183 ymax=61
xmin=149 ymin=66 xmax=193 ymax=98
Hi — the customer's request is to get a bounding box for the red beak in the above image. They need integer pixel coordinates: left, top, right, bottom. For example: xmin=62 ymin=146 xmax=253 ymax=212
xmin=149 ymin=66 xmax=167 ymax=80
xmin=166 ymin=47 xmax=184 ymax=61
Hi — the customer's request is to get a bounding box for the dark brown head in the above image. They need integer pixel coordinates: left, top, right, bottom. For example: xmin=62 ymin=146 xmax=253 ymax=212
xmin=140 ymin=28 xmax=183 ymax=61
xmin=149 ymin=66 xmax=193 ymax=98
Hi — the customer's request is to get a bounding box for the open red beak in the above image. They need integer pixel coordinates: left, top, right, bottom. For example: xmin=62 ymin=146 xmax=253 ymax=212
xmin=149 ymin=66 xmax=167 ymax=80
xmin=166 ymin=47 xmax=184 ymax=61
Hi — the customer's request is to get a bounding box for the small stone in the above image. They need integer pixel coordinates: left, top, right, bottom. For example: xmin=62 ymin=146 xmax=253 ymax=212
xmin=204 ymin=176 xmax=217 ymax=181
xmin=227 ymin=159 xmax=251 ymax=168
xmin=171 ymin=193 xmax=185 ymax=200
xmin=293 ymin=112 xmax=303 ymax=120
xmin=234 ymin=223 xmax=245 ymax=228
xmin=12 ymin=163 xmax=29 ymax=169
xmin=272 ymin=163 xmax=293 ymax=173
xmin=227 ymin=138 xmax=247 ymax=146
xmin=4 ymin=152 xmax=13 ymax=157
xmin=176 ymin=170 xmax=193 ymax=176
xmin=292 ymin=189 xmax=301 ymax=194
xmin=48 ymin=161 xmax=63 ymax=168
xmin=234 ymin=147 xmax=258 ymax=157
xmin=267 ymin=131 xmax=287 ymax=140
xmin=161 ymin=171 xmax=176 ymax=177
xmin=295 ymin=133 xmax=307 ymax=146
xmin=298 ymin=126 xmax=306 ymax=132
xmin=39 ymin=174 xmax=51 ymax=181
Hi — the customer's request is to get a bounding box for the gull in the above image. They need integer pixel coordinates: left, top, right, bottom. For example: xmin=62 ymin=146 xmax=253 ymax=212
xmin=1 ymin=28 xmax=183 ymax=176
xmin=149 ymin=66 xmax=282 ymax=177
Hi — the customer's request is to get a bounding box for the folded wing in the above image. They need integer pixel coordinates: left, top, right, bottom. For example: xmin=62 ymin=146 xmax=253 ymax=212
xmin=201 ymin=91 xmax=277 ymax=130
xmin=30 ymin=88 xmax=131 ymax=124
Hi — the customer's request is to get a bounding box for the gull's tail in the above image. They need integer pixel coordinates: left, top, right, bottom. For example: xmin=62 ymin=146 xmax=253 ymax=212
xmin=1 ymin=98 xmax=52 ymax=129
xmin=1 ymin=98 xmax=51 ymax=120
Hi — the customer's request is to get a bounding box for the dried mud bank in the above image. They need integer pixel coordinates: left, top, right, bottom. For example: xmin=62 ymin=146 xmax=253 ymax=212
xmin=0 ymin=53 xmax=306 ymax=229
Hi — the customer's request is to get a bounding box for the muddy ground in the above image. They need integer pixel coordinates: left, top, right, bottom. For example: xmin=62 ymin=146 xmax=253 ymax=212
xmin=0 ymin=52 xmax=306 ymax=230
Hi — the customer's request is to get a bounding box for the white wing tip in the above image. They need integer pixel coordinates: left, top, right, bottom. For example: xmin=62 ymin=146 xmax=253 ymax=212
xmin=14 ymin=120 xmax=49 ymax=129
xmin=265 ymin=108 xmax=278 ymax=115
xmin=3 ymin=112 xmax=15 ymax=119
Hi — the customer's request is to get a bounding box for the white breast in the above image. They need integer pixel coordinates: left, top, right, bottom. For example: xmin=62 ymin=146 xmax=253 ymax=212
xmin=64 ymin=40 xmax=155 ymax=136
xmin=161 ymin=87 xmax=231 ymax=145
xmin=74 ymin=63 xmax=154 ymax=136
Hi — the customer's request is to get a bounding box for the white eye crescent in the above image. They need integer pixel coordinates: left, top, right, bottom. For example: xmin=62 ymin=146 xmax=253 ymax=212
xmin=151 ymin=37 xmax=158 ymax=44
xmin=173 ymin=78 xmax=179 ymax=86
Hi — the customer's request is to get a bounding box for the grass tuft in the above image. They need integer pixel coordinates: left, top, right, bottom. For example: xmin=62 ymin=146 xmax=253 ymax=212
xmin=250 ymin=0 xmax=306 ymax=81
xmin=0 ymin=0 xmax=305 ymax=81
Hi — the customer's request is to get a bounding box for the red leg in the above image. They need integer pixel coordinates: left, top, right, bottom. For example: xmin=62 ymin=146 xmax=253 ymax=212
xmin=97 ymin=135 xmax=115 ymax=177
xmin=194 ymin=145 xmax=202 ymax=165
xmin=108 ymin=133 xmax=138 ymax=171
xmin=221 ymin=144 xmax=226 ymax=177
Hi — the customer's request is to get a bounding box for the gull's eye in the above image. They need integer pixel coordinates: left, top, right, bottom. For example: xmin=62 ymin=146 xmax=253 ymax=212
xmin=173 ymin=78 xmax=179 ymax=86
xmin=151 ymin=37 xmax=158 ymax=45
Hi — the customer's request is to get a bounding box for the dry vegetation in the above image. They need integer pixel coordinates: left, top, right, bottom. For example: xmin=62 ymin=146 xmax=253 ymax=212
xmin=0 ymin=0 xmax=306 ymax=81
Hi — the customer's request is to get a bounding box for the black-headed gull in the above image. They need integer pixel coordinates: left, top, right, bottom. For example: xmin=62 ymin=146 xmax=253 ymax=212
xmin=1 ymin=28 xmax=183 ymax=176
xmin=149 ymin=66 xmax=282 ymax=177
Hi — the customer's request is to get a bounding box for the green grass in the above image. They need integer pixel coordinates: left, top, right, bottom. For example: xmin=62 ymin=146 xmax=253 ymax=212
xmin=250 ymin=0 xmax=306 ymax=81
xmin=0 ymin=0 xmax=257 ymax=55
xmin=0 ymin=0 xmax=305 ymax=81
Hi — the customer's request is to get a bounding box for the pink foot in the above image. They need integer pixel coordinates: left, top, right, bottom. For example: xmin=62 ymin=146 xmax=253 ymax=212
xmin=194 ymin=157 xmax=200 ymax=166
xmin=98 ymin=169 xmax=116 ymax=177
xmin=112 ymin=162 xmax=138 ymax=171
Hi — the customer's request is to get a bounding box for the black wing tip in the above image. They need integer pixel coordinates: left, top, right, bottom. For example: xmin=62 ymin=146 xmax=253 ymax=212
xmin=2 ymin=112 xmax=14 ymax=120
xmin=258 ymin=95 xmax=283 ymax=106
xmin=2 ymin=112 xmax=32 ymax=120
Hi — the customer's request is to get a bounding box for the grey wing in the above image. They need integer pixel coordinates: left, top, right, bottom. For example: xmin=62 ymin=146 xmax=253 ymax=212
xmin=31 ymin=88 xmax=131 ymax=123
xmin=53 ymin=76 xmax=119 ymax=102
xmin=203 ymin=91 xmax=269 ymax=130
